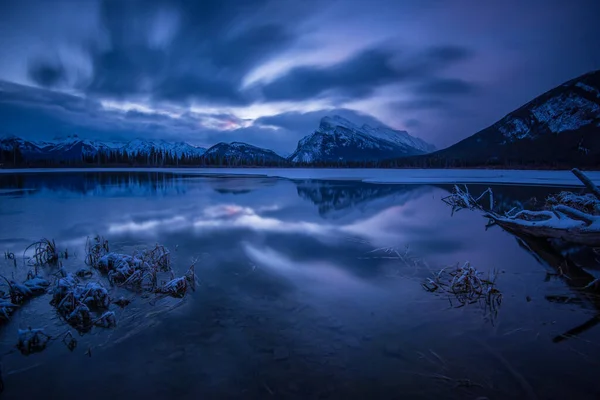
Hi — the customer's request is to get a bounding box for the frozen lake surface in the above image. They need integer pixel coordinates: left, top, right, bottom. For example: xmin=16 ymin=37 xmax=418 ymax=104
xmin=0 ymin=170 xmax=599 ymax=399
xmin=2 ymin=167 xmax=599 ymax=186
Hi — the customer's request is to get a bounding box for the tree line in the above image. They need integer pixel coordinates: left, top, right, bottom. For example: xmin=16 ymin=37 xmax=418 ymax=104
xmin=0 ymin=147 xmax=288 ymax=168
xmin=1 ymin=146 xmax=596 ymax=169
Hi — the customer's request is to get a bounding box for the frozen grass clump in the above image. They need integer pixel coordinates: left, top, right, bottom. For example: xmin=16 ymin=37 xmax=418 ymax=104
xmin=2 ymin=238 xmax=197 ymax=345
xmin=155 ymin=265 xmax=196 ymax=299
xmin=0 ymin=298 xmax=18 ymax=321
xmin=74 ymin=282 xmax=111 ymax=309
xmin=85 ymin=235 xmax=110 ymax=268
xmin=0 ymin=272 xmax=50 ymax=320
xmin=23 ymin=272 xmax=51 ymax=294
xmin=17 ymin=327 xmax=51 ymax=355
xmin=49 ymin=272 xmax=111 ymax=332
xmin=137 ymin=244 xmax=171 ymax=272
xmin=98 ymin=253 xmax=158 ymax=289
xmin=4 ymin=251 xmax=16 ymax=267
xmin=423 ymin=262 xmax=503 ymax=312
xmin=24 ymin=238 xmax=59 ymax=267
xmin=95 ymin=245 xmax=180 ymax=294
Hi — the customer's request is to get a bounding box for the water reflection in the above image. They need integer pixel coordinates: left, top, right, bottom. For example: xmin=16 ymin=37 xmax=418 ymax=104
xmin=0 ymin=171 xmax=192 ymax=197
xmin=506 ymin=232 xmax=600 ymax=343
xmin=0 ymin=172 xmax=599 ymax=399
xmin=295 ymin=180 xmax=433 ymax=219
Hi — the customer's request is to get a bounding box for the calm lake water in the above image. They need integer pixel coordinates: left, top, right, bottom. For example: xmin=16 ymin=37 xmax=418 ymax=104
xmin=0 ymin=170 xmax=599 ymax=399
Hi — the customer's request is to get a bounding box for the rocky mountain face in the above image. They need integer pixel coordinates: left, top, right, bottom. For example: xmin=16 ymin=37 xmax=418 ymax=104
xmin=288 ymin=115 xmax=435 ymax=163
xmin=202 ymin=142 xmax=286 ymax=165
xmin=401 ymin=70 xmax=600 ymax=168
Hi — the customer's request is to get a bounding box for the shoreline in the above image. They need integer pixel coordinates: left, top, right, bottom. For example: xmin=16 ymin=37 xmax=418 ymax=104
xmin=1 ymin=167 xmax=599 ymax=186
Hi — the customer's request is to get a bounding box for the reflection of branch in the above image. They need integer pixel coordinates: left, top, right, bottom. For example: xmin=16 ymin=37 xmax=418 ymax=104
xmin=515 ymin=235 xmax=600 ymax=343
xmin=553 ymin=315 xmax=600 ymax=343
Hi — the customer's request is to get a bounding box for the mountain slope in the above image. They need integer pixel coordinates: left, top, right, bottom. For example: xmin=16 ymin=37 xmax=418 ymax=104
xmin=289 ymin=115 xmax=435 ymax=163
xmin=202 ymin=142 xmax=286 ymax=165
xmin=398 ymin=70 xmax=600 ymax=168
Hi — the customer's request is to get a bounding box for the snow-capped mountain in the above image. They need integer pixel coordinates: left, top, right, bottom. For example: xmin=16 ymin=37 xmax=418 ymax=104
xmin=120 ymin=139 xmax=206 ymax=158
xmin=45 ymin=135 xmax=116 ymax=160
xmin=202 ymin=142 xmax=285 ymax=164
xmin=407 ymin=69 xmax=600 ymax=167
xmin=0 ymin=135 xmax=46 ymax=157
xmin=0 ymin=135 xmax=207 ymax=162
xmin=288 ymin=115 xmax=435 ymax=163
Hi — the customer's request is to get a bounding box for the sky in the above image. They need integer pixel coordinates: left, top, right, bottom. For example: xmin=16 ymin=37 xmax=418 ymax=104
xmin=0 ymin=0 xmax=599 ymax=154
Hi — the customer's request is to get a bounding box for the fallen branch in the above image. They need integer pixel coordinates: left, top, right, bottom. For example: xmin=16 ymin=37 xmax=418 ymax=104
xmin=572 ymin=168 xmax=600 ymax=199
xmin=442 ymin=169 xmax=600 ymax=246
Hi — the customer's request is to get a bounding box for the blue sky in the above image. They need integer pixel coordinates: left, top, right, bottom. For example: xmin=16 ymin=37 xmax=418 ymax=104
xmin=0 ymin=0 xmax=599 ymax=153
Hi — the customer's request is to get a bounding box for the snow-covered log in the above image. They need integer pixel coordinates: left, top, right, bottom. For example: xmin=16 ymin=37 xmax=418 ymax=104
xmin=442 ymin=169 xmax=600 ymax=246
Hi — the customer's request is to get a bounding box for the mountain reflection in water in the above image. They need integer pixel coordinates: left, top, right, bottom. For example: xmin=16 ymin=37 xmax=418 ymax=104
xmin=0 ymin=171 xmax=599 ymax=400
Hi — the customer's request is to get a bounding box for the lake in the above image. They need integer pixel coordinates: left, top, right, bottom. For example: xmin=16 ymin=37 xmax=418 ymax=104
xmin=0 ymin=169 xmax=599 ymax=399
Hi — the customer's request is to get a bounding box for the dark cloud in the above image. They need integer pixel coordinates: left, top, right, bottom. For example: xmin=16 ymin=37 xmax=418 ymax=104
xmin=255 ymin=108 xmax=389 ymax=133
xmin=414 ymin=78 xmax=477 ymax=95
xmin=260 ymin=45 xmax=475 ymax=102
xmin=28 ymin=59 xmax=67 ymax=87
xmin=391 ymin=98 xmax=451 ymax=111
xmin=405 ymin=118 xmax=421 ymax=128
xmin=78 ymin=0 xmax=298 ymax=105
xmin=260 ymin=49 xmax=405 ymax=101
xmin=425 ymin=46 xmax=473 ymax=64
xmin=0 ymin=80 xmax=300 ymax=151
xmin=1 ymin=0 xmax=600 ymax=150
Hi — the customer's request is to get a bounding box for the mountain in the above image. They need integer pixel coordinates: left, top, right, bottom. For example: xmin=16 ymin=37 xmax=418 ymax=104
xmin=44 ymin=136 xmax=116 ymax=160
xmin=202 ymin=142 xmax=286 ymax=165
xmin=0 ymin=135 xmax=47 ymax=158
xmin=0 ymin=135 xmax=207 ymax=165
xmin=288 ymin=115 xmax=435 ymax=163
xmin=120 ymin=139 xmax=206 ymax=158
xmin=396 ymin=70 xmax=600 ymax=168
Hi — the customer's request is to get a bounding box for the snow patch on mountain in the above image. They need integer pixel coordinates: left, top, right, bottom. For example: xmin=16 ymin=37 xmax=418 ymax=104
xmin=575 ymin=82 xmax=600 ymax=98
xmin=498 ymin=117 xmax=531 ymax=141
xmin=531 ymin=93 xmax=599 ymax=133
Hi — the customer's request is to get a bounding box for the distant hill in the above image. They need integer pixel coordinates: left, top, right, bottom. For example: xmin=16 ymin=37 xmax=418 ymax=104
xmin=390 ymin=70 xmax=600 ymax=169
xmin=0 ymin=135 xmax=207 ymax=166
xmin=202 ymin=142 xmax=286 ymax=166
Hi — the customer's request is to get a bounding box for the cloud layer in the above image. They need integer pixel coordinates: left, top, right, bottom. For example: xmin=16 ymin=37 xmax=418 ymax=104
xmin=1 ymin=0 xmax=599 ymax=152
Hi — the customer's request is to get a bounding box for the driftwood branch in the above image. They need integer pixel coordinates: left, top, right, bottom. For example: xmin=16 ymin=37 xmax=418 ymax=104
xmin=553 ymin=205 xmax=595 ymax=226
xmin=442 ymin=169 xmax=600 ymax=246
xmin=572 ymin=168 xmax=600 ymax=200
